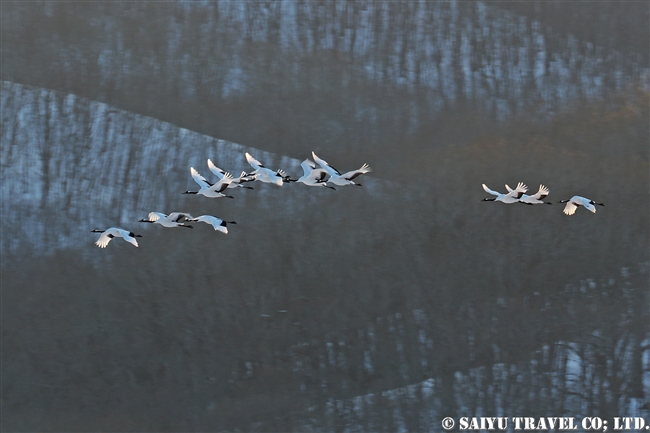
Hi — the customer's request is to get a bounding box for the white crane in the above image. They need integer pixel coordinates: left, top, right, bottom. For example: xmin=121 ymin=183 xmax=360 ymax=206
xmin=293 ymin=159 xmax=335 ymax=189
xmin=482 ymin=182 xmax=528 ymax=203
xmin=91 ymin=228 xmax=142 ymax=248
xmin=183 ymin=167 xmax=235 ymax=198
xmin=189 ymin=215 xmax=237 ymax=234
xmin=139 ymin=212 xmax=194 ymax=228
xmin=558 ymin=196 xmax=604 ymax=215
xmin=207 ymin=159 xmax=254 ymax=189
xmin=311 ymin=151 xmax=372 ymax=186
xmin=505 ymin=184 xmax=552 ymax=205
xmin=245 ymin=152 xmax=292 ymax=186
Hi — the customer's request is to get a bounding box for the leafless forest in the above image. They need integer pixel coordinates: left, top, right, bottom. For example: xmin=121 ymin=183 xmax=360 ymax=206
xmin=1 ymin=1 xmax=649 ymax=431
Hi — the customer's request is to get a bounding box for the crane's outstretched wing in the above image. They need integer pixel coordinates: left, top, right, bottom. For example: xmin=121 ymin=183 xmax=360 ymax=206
xmin=312 ymin=151 xmax=341 ymax=177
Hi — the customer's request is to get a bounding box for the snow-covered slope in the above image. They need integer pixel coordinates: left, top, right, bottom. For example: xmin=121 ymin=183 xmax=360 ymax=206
xmin=83 ymin=1 xmax=650 ymax=117
xmin=282 ymin=267 xmax=650 ymax=431
xmin=4 ymin=1 xmax=647 ymax=127
xmin=2 ymin=81 xmax=369 ymax=256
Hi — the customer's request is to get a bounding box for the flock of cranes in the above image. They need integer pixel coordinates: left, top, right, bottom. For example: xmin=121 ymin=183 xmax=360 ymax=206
xmin=91 ymin=148 xmax=605 ymax=248
xmin=91 ymin=151 xmax=373 ymax=248
xmin=482 ymin=183 xmax=604 ymax=215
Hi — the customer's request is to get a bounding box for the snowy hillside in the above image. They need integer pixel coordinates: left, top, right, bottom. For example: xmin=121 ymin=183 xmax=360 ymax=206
xmin=284 ymin=267 xmax=650 ymax=431
xmin=3 ymin=1 xmax=648 ymax=143
xmin=2 ymin=81 xmax=378 ymax=256
xmin=204 ymin=0 xmax=648 ymax=108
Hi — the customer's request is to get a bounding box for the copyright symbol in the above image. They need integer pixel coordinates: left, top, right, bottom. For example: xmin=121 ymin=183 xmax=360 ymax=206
xmin=442 ymin=417 xmax=455 ymax=430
